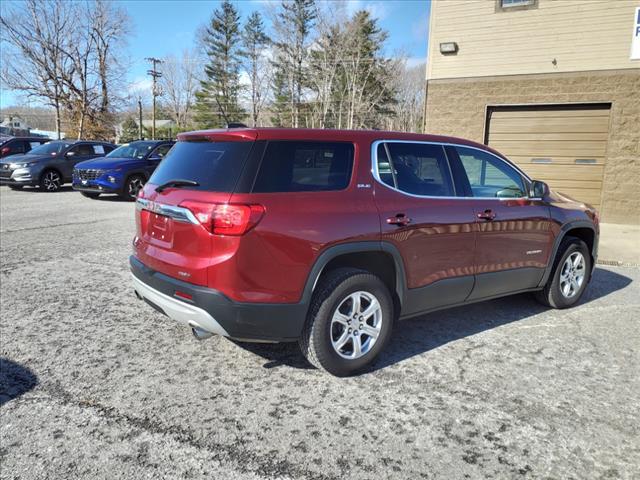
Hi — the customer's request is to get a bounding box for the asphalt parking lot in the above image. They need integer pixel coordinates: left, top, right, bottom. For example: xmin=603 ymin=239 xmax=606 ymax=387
xmin=1 ymin=186 xmax=639 ymax=480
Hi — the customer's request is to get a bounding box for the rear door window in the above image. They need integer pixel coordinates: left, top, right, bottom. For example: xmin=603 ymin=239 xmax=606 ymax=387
xmin=252 ymin=141 xmax=354 ymax=193
xmin=381 ymin=142 xmax=455 ymax=197
xmin=148 ymin=140 xmax=254 ymax=192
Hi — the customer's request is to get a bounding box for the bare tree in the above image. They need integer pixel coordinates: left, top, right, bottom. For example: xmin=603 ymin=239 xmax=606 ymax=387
xmin=0 ymin=0 xmax=76 ymax=139
xmin=160 ymin=50 xmax=198 ymax=128
xmin=386 ymin=62 xmax=426 ymax=133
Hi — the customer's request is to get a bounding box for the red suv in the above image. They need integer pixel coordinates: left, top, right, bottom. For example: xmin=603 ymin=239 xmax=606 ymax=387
xmin=131 ymin=128 xmax=599 ymax=376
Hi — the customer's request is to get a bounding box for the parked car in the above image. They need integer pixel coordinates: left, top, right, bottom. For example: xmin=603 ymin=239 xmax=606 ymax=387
xmin=0 ymin=140 xmax=116 ymax=191
xmin=130 ymin=128 xmax=599 ymax=376
xmin=72 ymin=140 xmax=175 ymax=200
xmin=0 ymin=136 xmax=50 ymax=158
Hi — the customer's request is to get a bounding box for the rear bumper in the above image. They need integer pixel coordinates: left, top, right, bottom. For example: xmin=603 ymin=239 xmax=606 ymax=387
xmin=130 ymin=256 xmax=306 ymax=342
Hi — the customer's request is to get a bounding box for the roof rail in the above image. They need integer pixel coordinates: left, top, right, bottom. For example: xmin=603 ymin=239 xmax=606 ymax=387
xmin=226 ymin=122 xmax=248 ymax=129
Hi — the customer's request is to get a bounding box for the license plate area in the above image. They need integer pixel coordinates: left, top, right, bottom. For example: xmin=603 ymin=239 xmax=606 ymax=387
xmin=148 ymin=213 xmax=173 ymax=245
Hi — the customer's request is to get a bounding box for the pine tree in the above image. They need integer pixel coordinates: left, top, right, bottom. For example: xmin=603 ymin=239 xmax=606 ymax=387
xmin=271 ymin=0 xmax=316 ymax=127
xmin=194 ymin=0 xmax=245 ymax=128
xmin=119 ymin=116 xmax=139 ymax=142
xmin=337 ymin=10 xmax=396 ymax=129
xmin=241 ymin=11 xmax=270 ymax=127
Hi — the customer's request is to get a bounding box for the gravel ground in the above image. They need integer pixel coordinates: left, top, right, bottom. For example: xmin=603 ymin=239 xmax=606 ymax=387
xmin=1 ymin=186 xmax=639 ymax=480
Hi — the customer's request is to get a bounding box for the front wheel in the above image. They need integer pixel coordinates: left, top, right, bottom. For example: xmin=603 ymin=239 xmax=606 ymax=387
xmin=120 ymin=174 xmax=145 ymax=200
xmin=299 ymin=268 xmax=394 ymax=376
xmin=39 ymin=170 xmax=62 ymax=192
xmin=535 ymin=236 xmax=591 ymax=309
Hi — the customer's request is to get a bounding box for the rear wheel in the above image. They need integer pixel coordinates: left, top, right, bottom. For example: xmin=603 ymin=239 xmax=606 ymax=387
xmin=120 ymin=174 xmax=145 ymax=200
xmin=299 ymin=268 xmax=394 ymax=376
xmin=81 ymin=192 xmax=100 ymax=199
xmin=39 ymin=170 xmax=62 ymax=192
xmin=535 ymin=236 xmax=591 ymax=309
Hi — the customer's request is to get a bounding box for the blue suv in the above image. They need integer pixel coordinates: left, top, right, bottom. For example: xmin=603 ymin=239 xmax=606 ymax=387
xmin=72 ymin=140 xmax=174 ymax=200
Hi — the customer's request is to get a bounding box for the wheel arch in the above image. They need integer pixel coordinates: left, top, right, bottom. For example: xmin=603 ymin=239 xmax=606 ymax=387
xmin=301 ymin=241 xmax=407 ymax=313
xmin=539 ymin=220 xmax=598 ymax=287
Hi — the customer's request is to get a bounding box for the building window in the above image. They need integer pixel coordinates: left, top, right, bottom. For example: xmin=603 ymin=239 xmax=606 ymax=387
xmin=496 ymin=0 xmax=538 ymax=12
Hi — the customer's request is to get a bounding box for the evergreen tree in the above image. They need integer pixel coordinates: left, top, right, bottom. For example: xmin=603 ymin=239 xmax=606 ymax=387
xmin=271 ymin=0 xmax=316 ymax=127
xmin=194 ymin=0 xmax=245 ymax=128
xmin=119 ymin=116 xmax=139 ymax=142
xmin=241 ymin=11 xmax=270 ymax=127
xmin=337 ymin=10 xmax=396 ymax=129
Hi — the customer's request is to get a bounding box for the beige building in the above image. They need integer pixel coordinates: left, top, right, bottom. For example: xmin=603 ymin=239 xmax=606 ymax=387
xmin=424 ymin=0 xmax=640 ymax=224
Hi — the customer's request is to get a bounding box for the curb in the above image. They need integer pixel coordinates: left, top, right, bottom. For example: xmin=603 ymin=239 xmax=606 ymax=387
xmin=597 ymin=259 xmax=640 ymax=268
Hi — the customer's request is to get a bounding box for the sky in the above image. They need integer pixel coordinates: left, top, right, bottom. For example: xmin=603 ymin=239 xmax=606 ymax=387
xmin=0 ymin=0 xmax=431 ymax=108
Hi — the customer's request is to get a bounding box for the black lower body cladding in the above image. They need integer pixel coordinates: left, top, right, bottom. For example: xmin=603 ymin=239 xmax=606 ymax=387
xmin=130 ymin=256 xmax=307 ymax=341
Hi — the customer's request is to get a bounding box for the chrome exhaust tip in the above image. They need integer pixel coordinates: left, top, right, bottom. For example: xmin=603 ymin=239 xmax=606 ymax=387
xmin=192 ymin=327 xmax=214 ymax=341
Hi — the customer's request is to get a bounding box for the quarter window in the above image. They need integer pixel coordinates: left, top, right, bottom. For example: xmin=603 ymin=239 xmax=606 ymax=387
xmin=378 ymin=142 xmax=455 ymax=197
xmin=252 ymin=141 xmax=354 ymax=193
xmin=455 ymin=146 xmax=526 ymax=198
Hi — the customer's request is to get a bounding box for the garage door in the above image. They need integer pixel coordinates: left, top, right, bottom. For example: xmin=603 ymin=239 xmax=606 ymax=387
xmin=486 ymin=104 xmax=611 ymax=210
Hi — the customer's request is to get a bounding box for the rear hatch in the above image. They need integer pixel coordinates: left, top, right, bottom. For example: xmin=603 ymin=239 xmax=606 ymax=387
xmin=134 ymin=132 xmax=258 ymax=286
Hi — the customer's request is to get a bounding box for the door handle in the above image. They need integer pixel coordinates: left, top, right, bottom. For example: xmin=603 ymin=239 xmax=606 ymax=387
xmin=386 ymin=214 xmax=412 ymax=226
xmin=477 ymin=209 xmax=496 ymax=221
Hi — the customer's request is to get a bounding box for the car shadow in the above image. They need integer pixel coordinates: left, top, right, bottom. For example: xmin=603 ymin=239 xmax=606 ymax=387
xmin=0 ymin=358 xmax=38 ymax=406
xmin=234 ymin=267 xmax=632 ymax=373
xmin=2 ymin=185 xmax=75 ymax=193
xmin=91 ymin=194 xmax=133 ymax=203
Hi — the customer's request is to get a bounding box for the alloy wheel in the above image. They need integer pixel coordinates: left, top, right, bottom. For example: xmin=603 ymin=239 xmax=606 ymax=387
xmin=559 ymin=251 xmax=586 ymax=299
xmin=330 ymin=291 xmax=382 ymax=359
xmin=43 ymin=171 xmax=61 ymax=191
xmin=128 ymin=177 xmax=144 ymax=197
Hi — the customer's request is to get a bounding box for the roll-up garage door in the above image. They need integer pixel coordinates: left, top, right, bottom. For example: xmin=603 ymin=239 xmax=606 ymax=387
xmin=486 ymin=104 xmax=611 ymax=210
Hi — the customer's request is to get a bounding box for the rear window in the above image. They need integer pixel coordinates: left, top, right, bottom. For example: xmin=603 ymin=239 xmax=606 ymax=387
xmin=252 ymin=141 xmax=354 ymax=193
xmin=148 ymin=140 xmax=254 ymax=192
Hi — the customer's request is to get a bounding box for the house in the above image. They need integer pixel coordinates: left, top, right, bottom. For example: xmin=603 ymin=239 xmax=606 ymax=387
xmin=424 ymin=0 xmax=640 ymax=224
xmin=0 ymin=115 xmax=31 ymax=136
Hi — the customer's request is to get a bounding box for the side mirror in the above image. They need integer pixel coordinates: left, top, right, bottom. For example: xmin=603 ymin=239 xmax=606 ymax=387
xmin=530 ymin=180 xmax=549 ymax=198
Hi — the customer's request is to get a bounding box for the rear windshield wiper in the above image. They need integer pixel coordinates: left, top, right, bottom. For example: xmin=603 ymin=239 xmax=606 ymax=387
xmin=155 ymin=179 xmax=199 ymax=193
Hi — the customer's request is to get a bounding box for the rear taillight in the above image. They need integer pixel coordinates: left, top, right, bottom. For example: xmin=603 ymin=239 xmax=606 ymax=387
xmin=179 ymin=201 xmax=265 ymax=236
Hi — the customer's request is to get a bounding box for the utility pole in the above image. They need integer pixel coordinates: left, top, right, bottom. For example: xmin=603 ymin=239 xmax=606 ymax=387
xmin=137 ymin=96 xmax=143 ymax=140
xmin=145 ymin=57 xmax=163 ymax=140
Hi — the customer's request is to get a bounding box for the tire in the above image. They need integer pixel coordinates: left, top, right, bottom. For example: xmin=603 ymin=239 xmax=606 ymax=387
xmin=535 ymin=236 xmax=591 ymax=309
xmin=8 ymin=185 xmax=23 ymax=190
xmin=299 ymin=268 xmax=394 ymax=376
xmin=39 ymin=169 xmax=62 ymax=192
xmin=120 ymin=174 xmax=145 ymax=200
xmin=81 ymin=192 xmax=100 ymax=199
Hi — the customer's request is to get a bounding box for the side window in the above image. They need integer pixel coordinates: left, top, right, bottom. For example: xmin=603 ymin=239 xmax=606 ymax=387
xmin=382 ymin=142 xmax=455 ymax=197
xmin=104 ymin=144 xmax=116 ymax=153
xmin=69 ymin=144 xmax=95 ymax=156
xmin=12 ymin=141 xmax=26 ymax=153
xmin=252 ymin=141 xmax=354 ymax=193
xmin=376 ymin=143 xmax=395 ymax=188
xmin=455 ymin=146 xmax=526 ymax=198
xmin=28 ymin=141 xmax=42 ymax=150
xmin=152 ymin=144 xmax=172 ymax=158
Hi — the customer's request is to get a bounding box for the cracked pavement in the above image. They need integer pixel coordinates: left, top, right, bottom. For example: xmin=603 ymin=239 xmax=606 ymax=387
xmin=1 ymin=186 xmax=639 ymax=479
